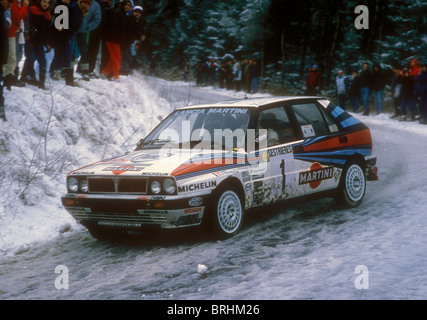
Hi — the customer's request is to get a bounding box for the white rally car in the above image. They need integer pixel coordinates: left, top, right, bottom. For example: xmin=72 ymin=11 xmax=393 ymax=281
xmin=62 ymin=97 xmax=378 ymax=240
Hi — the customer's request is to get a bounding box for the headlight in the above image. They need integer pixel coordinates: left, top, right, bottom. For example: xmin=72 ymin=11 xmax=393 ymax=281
xmin=80 ymin=179 xmax=89 ymax=193
xmin=150 ymin=180 xmax=161 ymax=194
xmin=163 ymin=178 xmax=176 ymax=194
xmin=67 ymin=177 xmax=79 ymax=193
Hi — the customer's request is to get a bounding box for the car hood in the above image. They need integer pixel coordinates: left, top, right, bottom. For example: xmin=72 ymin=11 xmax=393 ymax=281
xmin=68 ymin=148 xmax=247 ymax=179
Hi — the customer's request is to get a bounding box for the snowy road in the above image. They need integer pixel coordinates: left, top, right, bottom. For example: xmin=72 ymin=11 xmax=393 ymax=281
xmin=1 ymin=79 xmax=426 ymax=300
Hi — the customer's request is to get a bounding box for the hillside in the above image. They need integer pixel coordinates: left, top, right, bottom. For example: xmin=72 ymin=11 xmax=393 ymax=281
xmin=0 ymin=73 xmax=172 ymax=253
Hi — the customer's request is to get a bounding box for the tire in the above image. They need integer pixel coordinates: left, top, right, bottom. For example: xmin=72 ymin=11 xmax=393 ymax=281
xmin=208 ymin=187 xmax=244 ymax=239
xmin=336 ymin=161 xmax=366 ymax=207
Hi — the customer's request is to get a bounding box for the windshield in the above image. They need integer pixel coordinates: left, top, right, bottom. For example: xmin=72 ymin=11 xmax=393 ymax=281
xmin=137 ymin=107 xmax=252 ymax=150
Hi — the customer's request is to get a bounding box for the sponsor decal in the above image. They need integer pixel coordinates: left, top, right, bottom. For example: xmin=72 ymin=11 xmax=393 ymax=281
xmin=71 ymin=171 xmax=95 ymax=175
xmin=262 ymin=152 xmax=269 ymax=162
xmin=103 ymin=166 xmax=145 ymax=175
xmin=98 ymin=221 xmax=142 ymax=228
xmin=138 ymin=210 xmax=168 ymax=214
xmin=178 ymin=180 xmax=217 ymax=193
xmin=299 ymin=162 xmax=334 ymax=189
xmin=188 ymin=197 xmax=203 ymax=207
xmin=140 ymin=172 xmax=169 ymax=176
xmin=176 ymin=109 xmax=206 ymax=115
xmin=301 ymin=124 xmax=315 ymax=138
xmin=267 ymin=146 xmax=293 ymax=158
xmin=131 ymin=153 xmax=171 ymax=162
xmin=207 ymin=108 xmax=248 ymax=114
xmin=184 ymin=207 xmax=203 ymax=214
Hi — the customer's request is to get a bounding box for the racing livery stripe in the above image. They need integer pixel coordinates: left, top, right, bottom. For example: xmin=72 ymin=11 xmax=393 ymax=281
xmin=297 ymin=129 xmax=372 ymax=153
xmin=328 ymin=105 xmax=367 ymax=132
xmin=173 ymin=162 xmax=250 ymax=180
xmin=297 ymin=147 xmax=372 ymax=157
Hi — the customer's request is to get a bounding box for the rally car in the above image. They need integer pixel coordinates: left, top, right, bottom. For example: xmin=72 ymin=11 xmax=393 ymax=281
xmin=61 ymin=97 xmax=378 ymax=240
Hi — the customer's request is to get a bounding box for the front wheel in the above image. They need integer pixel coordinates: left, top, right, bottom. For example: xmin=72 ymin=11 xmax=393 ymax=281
xmin=208 ymin=188 xmax=244 ymax=239
xmin=336 ymin=161 xmax=366 ymax=207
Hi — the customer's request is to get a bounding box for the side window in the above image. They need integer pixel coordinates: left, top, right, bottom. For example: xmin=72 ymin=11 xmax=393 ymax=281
xmin=257 ymin=106 xmax=297 ymax=147
xmin=290 ymin=103 xmax=329 ymax=138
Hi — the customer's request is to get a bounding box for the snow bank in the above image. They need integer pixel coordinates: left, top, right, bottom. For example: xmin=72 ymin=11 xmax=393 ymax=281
xmin=0 ymin=73 xmax=172 ymax=254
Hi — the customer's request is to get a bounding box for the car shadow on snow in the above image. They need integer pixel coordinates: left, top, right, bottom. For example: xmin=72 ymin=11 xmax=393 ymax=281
xmin=91 ymin=195 xmax=365 ymax=249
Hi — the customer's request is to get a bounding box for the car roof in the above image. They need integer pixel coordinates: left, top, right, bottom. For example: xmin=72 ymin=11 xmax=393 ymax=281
xmin=177 ymin=96 xmax=327 ymax=110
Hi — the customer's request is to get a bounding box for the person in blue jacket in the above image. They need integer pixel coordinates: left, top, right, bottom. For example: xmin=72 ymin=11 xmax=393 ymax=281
xmin=75 ymin=0 xmax=100 ymax=80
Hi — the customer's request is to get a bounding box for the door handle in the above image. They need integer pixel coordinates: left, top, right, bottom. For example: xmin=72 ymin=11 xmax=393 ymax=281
xmin=339 ymin=135 xmax=348 ymax=143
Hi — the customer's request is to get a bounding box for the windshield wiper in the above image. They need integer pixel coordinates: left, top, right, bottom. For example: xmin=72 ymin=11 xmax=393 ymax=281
xmin=140 ymin=138 xmax=172 ymax=145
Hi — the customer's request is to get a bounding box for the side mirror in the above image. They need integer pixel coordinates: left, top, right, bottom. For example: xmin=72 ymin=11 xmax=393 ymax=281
xmin=135 ymin=138 xmax=145 ymax=150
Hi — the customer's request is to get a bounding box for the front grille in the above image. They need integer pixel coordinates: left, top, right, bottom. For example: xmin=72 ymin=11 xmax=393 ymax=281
xmin=87 ymin=177 xmax=148 ymax=194
xmin=118 ymin=178 xmax=148 ymax=193
xmin=89 ymin=178 xmax=115 ymax=193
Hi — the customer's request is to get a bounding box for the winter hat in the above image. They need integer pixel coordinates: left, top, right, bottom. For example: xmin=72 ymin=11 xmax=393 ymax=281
xmin=79 ymin=0 xmax=92 ymax=4
xmin=133 ymin=5 xmax=143 ymax=13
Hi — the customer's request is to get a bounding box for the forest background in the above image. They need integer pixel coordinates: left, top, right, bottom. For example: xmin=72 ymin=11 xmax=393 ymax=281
xmin=136 ymin=0 xmax=427 ymax=103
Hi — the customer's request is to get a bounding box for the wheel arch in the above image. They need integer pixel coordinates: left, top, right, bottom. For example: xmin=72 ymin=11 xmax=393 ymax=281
xmin=212 ymin=176 xmax=245 ymax=204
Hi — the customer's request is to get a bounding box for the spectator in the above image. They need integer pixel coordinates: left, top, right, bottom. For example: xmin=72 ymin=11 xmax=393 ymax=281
xmin=75 ymin=0 xmax=100 ymax=81
xmin=245 ymin=58 xmax=252 ymax=93
xmin=250 ymin=60 xmax=260 ymax=94
xmin=1 ymin=0 xmax=13 ymax=121
xmin=200 ymin=59 xmax=208 ymax=86
xmin=409 ymin=58 xmax=419 ymax=77
xmin=336 ymin=70 xmax=349 ymax=110
xmin=92 ymin=0 xmax=114 ymax=75
xmin=50 ymin=0 xmax=84 ymax=86
xmin=359 ymin=62 xmax=372 ymax=115
xmin=101 ymin=0 xmax=131 ymax=80
xmin=349 ymin=70 xmax=362 ymax=113
xmin=25 ymin=0 xmax=52 ymax=89
xmin=400 ymin=68 xmax=417 ymax=121
xmin=126 ymin=5 xmax=145 ymax=70
xmin=224 ymin=60 xmax=232 ymax=90
xmin=305 ymin=64 xmax=321 ymax=96
xmin=3 ymin=0 xmax=28 ymax=90
xmin=371 ymin=63 xmax=386 ymax=114
xmin=209 ymin=58 xmax=216 ymax=87
xmin=100 ymin=0 xmax=130 ymax=80
xmin=391 ymin=65 xmax=403 ymax=119
xmin=241 ymin=58 xmax=247 ymax=91
xmin=233 ymin=58 xmax=242 ymax=91
xmin=13 ymin=0 xmax=27 ymax=85
xmin=415 ymin=63 xmax=427 ymax=125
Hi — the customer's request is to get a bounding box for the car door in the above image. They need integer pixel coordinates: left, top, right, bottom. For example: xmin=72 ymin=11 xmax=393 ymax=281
xmin=287 ymin=101 xmax=341 ymax=197
xmin=249 ymin=105 xmax=299 ymax=206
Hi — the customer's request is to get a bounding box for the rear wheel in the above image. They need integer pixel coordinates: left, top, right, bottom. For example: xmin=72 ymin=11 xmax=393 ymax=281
xmin=336 ymin=161 xmax=366 ymax=207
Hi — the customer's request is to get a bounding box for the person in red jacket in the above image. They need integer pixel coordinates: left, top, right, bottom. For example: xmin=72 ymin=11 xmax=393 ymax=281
xmin=409 ymin=59 xmax=419 ymax=77
xmin=3 ymin=0 xmax=28 ymax=90
xmin=305 ymin=64 xmax=321 ymax=96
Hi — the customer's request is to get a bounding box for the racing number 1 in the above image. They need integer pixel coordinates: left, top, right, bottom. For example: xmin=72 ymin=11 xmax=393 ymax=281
xmin=280 ymin=159 xmax=286 ymax=193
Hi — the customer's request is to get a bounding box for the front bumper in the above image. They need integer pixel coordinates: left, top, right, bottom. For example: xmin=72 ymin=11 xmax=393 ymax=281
xmin=61 ymin=193 xmax=206 ymax=230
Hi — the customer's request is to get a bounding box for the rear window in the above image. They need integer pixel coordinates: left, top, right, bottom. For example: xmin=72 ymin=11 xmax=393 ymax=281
xmin=290 ymin=103 xmax=330 ymax=137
